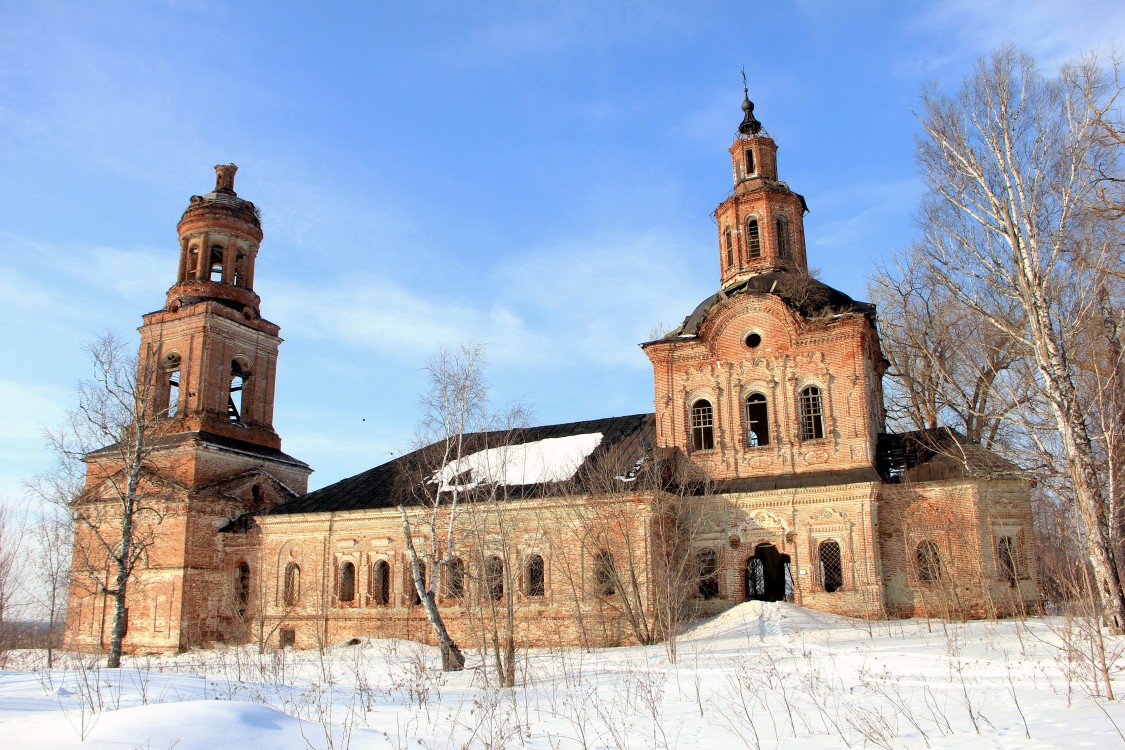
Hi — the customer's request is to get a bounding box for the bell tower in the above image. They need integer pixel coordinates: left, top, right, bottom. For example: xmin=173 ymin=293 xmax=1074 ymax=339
xmin=714 ymin=89 xmax=810 ymax=289
xmin=64 ymin=165 xmax=310 ymax=654
xmin=140 ymin=164 xmax=283 ymax=450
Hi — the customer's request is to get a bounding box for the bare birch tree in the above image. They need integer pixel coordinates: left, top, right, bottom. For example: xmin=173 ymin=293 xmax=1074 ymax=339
xmin=395 ymin=344 xmax=492 ymax=672
xmin=868 ymin=249 xmax=1027 ymax=448
xmin=47 ymin=332 xmax=168 ymax=667
xmin=907 ymin=46 xmax=1125 ymax=629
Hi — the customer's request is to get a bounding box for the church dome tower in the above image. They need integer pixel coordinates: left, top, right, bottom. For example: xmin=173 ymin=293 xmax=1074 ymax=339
xmin=714 ymin=90 xmax=810 ymax=289
xmin=643 ymin=90 xmax=886 ymax=481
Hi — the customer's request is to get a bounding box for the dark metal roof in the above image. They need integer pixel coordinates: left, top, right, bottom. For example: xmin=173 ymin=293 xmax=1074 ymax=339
xmin=654 ymin=272 xmax=875 ymax=341
xmin=270 ymin=414 xmax=656 ymax=515
xmin=86 ymin=430 xmax=309 ymax=470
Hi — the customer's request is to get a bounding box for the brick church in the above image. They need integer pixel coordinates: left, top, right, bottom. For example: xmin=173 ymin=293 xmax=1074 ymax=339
xmin=65 ymin=92 xmax=1039 ymax=653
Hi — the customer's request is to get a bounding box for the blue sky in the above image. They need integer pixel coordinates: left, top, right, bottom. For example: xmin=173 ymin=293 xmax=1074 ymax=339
xmin=1 ymin=0 xmax=1121 ymax=497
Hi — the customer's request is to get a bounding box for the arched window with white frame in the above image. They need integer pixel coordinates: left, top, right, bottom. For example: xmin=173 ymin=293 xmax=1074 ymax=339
xmin=690 ymin=399 xmax=715 ymax=451
xmin=798 ymin=385 xmax=826 ymax=441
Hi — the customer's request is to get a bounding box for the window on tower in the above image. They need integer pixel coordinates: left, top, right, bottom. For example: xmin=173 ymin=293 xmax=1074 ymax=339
xmin=187 ymin=245 xmax=200 ymax=280
xmin=209 ymin=245 xmax=224 ymax=282
xmin=690 ymin=399 xmax=715 ymax=451
xmin=162 ymin=351 xmax=182 ymax=419
xmin=234 ymin=252 xmax=246 ymax=287
xmin=745 ymin=148 xmax=755 ymax=175
xmin=724 ymin=227 xmax=734 ymax=267
xmin=228 ymin=359 xmax=250 ymax=423
xmin=746 ymin=218 xmax=761 ymax=258
xmin=776 ymin=217 xmax=791 ymax=259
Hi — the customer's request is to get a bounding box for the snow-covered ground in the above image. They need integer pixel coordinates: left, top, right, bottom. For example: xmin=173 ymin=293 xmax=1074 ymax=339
xmin=2 ymin=603 xmax=1124 ymax=748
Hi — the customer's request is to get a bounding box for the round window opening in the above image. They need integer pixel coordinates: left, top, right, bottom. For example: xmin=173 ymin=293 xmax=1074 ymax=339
xmin=745 ymin=333 xmax=762 ymax=349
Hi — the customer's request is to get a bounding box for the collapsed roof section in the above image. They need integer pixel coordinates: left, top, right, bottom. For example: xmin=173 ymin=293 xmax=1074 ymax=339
xmin=653 ymin=271 xmax=876 ymax=343
xmin=876 ymin=428 xmax=1026 ymax=483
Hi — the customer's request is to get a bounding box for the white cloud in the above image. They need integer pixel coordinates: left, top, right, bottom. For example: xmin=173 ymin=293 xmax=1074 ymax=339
xmin=908 ymin=0 xmax=1125 ymax=73
xmin=265 ymin=225 xmax=711 ymax=376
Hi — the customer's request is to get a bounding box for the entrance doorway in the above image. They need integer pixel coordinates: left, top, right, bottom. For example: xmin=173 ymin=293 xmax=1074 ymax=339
xmin=745 ymin=543 xmax=794 ymax=602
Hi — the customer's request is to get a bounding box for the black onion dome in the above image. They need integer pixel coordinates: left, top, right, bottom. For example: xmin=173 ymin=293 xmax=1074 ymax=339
xmin=738 ymin=88 xmax=762 ymax=136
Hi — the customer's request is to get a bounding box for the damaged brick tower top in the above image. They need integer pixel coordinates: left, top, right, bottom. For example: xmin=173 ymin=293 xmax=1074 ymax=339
xmin=146 ymin=163 xmax=282 ymax=449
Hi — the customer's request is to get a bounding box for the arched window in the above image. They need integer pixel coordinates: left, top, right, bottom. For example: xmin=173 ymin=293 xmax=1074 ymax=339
xmin=187 ymin=244 xmax=200 ymax=281
xmin=409 ymin=561 xmax=427 ymax=606
xmin=746 ymin=218 xmax=761 ymax=258
xmin=526 ymin=554 xmax=545 ymax=597
xmin=798 ymin=386 xmax=825 ymax=441
xmin=690 ymin=399 xmax=715 ymax=451
xmin=338 ymin=561 xmax=356 ymax=603
xmin=163 ymin=352 xmax=181 ymax=418
xmin=209 ymin=245 xmax=224 ymax=282
xmin=819 ymin=540 xmax=843 ymax=593
xmin=228 ymin=359 xmax=250 ymax=423
xmin=237 ymin=562 xmax=250 ymax=617
xmin=593 ymin=550 xmax=616 ymax=596
xmin=916 ymin=541 xmax=941 ymax=584
xmin=485 ymin=556 xmax=505 ymax=601
xmin=372 ymin=560 xmax=390 ymax=606
xmin=745 ymin=393 xmax=770 ymax=447
xmin=697 ymin=548 xmax=719 ymax=600
xmin=283 ymin=562 xmax=300 ymax=605
xmin=234 ymin=251 xmax=246 ymax=287
xmin=724 ymin=227 xmax=734 ymax=268
xmin=776 ymin=216 xmax=791 ymax=259
xmin=445 ymin=557 xmax=465 ymax=599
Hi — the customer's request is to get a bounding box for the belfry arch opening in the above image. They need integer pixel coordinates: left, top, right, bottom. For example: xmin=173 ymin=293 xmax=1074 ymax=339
xmin=745 ymin=543 xmax=793 ymax=602
xmin=228 ymin=359 xmax=251 ymax=423
xmin=209 ymin=245 xmax=224 ymax=282
xmin=162 ymin=351 xmax=181 ymax=418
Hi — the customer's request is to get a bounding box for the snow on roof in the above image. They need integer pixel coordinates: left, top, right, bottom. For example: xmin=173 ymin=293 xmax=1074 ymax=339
xmin=431 ymin=432 xmax=604 ymax=492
